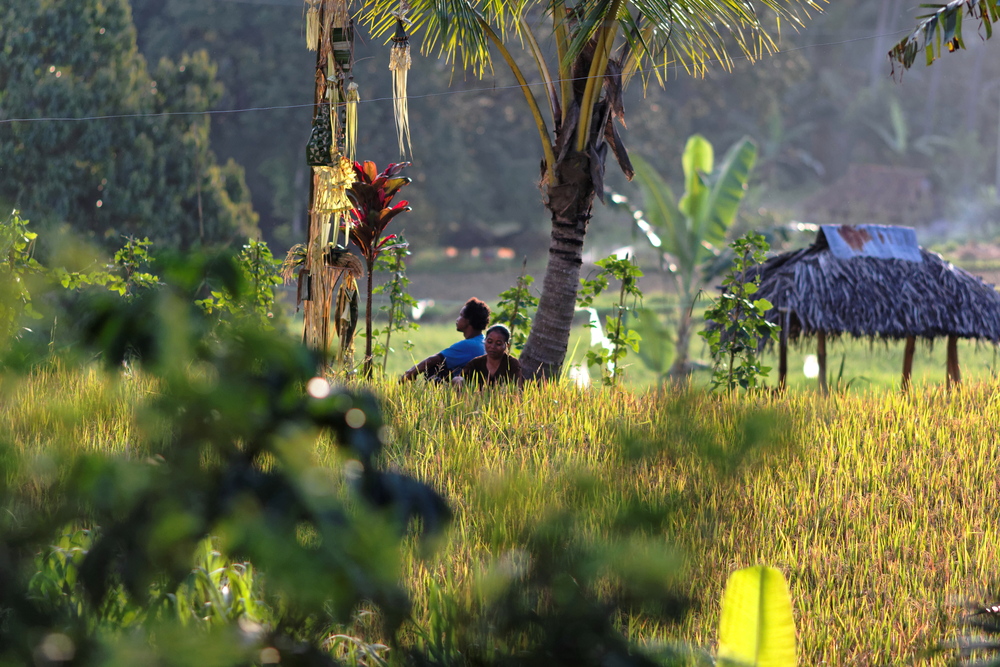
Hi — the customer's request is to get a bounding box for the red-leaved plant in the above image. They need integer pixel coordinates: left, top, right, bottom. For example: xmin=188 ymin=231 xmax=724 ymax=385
xmin=347 ymin=161 xmax=412 ymax=377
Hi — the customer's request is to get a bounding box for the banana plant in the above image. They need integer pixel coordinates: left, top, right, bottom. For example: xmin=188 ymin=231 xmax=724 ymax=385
xmin=347 ymin=160 xmax=412 ymax=377
xmin=631 ymin=135 xmax=757 ymax=379
xmin=718 ymin=565 xmax=797 ymax=667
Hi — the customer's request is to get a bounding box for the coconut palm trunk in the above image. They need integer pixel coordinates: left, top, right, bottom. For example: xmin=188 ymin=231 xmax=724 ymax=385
xmin=521 ymin=151 xmax=598 ymax=378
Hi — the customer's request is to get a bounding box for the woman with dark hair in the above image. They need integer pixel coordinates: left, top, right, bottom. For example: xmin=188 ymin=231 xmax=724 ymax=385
xmin=402 ymin=298 xmax=491 ymax=381
xmin=453 ymin=324 xmax=522 ymax=388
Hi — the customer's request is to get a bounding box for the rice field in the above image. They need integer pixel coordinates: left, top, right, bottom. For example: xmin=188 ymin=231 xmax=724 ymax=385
xmin=5 ymin=355 xmax=1000 ymax=665
xmin=363 ymin=379 xmax=1000 ymax=665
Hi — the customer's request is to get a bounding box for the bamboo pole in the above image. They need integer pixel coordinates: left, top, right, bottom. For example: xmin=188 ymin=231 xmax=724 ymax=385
xmin=817 ymin=331 xmax=828 ymax=396
xmin=901 ymin=335 xmax=916 ymax=392
xmin=946 ymin=334 xmax=961 ymax=388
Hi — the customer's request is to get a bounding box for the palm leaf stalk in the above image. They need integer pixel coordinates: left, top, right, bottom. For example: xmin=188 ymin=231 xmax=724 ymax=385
xmin=360 ymin=0 xmax=820 ymax=378
xmin=346 ymin=160 xmax=412 ymax=377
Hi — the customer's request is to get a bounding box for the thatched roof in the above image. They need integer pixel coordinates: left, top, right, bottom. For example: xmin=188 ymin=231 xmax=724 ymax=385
xmin=750 ymin=225 xmax=1000 ymax=342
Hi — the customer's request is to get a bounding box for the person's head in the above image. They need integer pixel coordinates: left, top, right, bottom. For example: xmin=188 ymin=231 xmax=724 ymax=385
xmin=484 ymin=324 xmax=511 ymax=360
xmin=456 ymin=298 xmax=491 ymax=333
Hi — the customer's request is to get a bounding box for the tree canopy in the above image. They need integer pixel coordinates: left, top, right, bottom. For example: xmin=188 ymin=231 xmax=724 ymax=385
xmin=0 ymin=0 xmax=259 ymax=250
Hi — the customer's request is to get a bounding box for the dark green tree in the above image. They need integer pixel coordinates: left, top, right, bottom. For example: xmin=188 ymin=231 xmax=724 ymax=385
xmin=0 ymin=0 xmax=259 ymax=250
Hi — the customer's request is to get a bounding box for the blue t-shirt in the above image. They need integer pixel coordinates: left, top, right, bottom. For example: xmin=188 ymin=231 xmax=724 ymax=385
xmin=440 ymin=334 xmax=485 ymax=370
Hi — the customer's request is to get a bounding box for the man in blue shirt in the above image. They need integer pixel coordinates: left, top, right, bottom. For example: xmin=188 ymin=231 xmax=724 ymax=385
xmin=402 ymin=298 xmax=491 ymax=381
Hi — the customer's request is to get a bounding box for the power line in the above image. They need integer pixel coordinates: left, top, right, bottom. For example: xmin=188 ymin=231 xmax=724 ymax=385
xmin=0 ymin=28 xmax=913 ymax=126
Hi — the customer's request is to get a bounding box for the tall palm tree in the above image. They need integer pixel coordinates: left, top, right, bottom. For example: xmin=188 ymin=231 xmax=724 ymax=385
xmin=361 ymin=0 xmax=820 ymax=378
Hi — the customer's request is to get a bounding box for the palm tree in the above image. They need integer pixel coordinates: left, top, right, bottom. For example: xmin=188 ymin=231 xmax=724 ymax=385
xmin=360 ymin=0 xmax=819 ymax=378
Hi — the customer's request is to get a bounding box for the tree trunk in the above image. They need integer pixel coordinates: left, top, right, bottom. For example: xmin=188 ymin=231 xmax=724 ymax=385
xmin=667 ymin=305 xmax=693 ymax=379
xmin=817 ymin=331 xmax=828 ymax=396
xmin=946 ymin=334 xmax=961 ymax=389
xmin=363 ymin=258 xmax=375 ymax=378
xmin=901 ymin=335 xmax=915 ymax=392
xmin=520 ymin=151 xmax=597 ymax=379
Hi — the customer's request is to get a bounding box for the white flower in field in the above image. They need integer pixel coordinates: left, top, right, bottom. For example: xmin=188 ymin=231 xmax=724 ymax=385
xmin=803 ymin=354 xmax=820 ymax=379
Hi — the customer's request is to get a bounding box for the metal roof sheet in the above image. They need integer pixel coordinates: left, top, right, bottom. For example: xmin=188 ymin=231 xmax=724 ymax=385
xmin=819 ymin=224 xmax=923 ymax=262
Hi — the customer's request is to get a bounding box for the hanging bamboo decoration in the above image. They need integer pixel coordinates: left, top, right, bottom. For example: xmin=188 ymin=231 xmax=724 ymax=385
xmin=299 ymin=0 xmax=356 ymax=368
xmin=389 ymin=14 xmax=412 ymax=159
xmin=305 ymin=0 xmax=321 ymax=50
xmin=345 ymin=80 xmax=360 ymax=163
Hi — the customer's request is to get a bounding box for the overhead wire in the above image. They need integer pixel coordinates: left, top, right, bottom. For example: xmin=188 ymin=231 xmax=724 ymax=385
xmin=0 ymin=28 xmax=912 ymax=126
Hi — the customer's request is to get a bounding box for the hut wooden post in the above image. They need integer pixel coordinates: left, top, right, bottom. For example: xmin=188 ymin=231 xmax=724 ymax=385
xmin=946 ymin=335 xmax=962 ymax=388
xmin=901 ymin=335 xmax=915 ymax=392
xmin=778 ymin=307 xmax=788 ymax=390
xmin=817 ymin=331 xmax=828 ymax=395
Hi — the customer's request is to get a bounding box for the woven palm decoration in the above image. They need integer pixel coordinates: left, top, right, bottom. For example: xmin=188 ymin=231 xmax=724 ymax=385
xmin=345 ymin=80 xmax=360 ymax=163
xmin=306 ymin=102 xmax=335 ymax=167
xmin=313 ymin=155 xmax=355 ymax=249
xmin=328 ymin=248 xmax=362 ymax=365
xmin=305 ymin=0 xmax=321 ymax=50
xmin=327 ymin=78 xmax=341 ymax=160
xmin=389 ymin=14 xmax=412 ymax=159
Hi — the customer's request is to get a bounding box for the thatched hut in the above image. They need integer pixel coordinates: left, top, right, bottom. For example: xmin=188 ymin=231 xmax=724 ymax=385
xmin=751 ymin=224 xmax=1000 ymax=391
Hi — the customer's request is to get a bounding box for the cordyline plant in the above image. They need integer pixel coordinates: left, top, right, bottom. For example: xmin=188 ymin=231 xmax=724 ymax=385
xmin=347 ymin=160 xmax=412 ymax=377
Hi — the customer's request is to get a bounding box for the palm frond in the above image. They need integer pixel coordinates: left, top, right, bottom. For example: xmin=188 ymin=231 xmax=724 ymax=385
xmin=888 ymin=0 xmax=996 ymax=75
xmin=361 ymin=0 xmax=496 ymax=76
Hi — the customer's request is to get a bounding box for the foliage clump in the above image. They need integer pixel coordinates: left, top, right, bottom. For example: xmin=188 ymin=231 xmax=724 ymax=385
xmin=701 ymin=232 xmax=780 ymax=391
xmin=577 ymin=254 xmax=644 ymax=386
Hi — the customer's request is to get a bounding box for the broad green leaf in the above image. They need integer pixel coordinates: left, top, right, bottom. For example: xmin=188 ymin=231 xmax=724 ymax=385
xmin=701 ymin=137 xmax=757 ymax=256
xmin=631 ymin=154 xmax=690 ymax=267
xmin=754 ymin=298 xmax=772 ymax=312
xmin=679 ymin=134 xmax=713 ymax=227
xmin=718 ymin=565 xmax=796 ymax=667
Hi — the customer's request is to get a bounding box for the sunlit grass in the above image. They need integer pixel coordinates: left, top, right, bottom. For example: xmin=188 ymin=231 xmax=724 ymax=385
xmin=5 ymin=361 xmax=999 ymax=665
xmin=363 ymin=380 xmax=1000 ymax=665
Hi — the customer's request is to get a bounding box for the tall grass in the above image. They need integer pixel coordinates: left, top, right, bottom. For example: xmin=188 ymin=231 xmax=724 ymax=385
xmin=5 ymin=363 xmax=998 ymax=665
xmin=362 ymin=379 xmax=1000 ymax=665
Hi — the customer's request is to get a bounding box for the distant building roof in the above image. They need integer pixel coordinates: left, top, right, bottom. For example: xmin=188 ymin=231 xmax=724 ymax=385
xmin=802 ymin=164 xmax=935 ymax=227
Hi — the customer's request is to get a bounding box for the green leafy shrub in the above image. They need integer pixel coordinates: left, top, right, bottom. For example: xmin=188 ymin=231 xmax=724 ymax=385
xmin=577 ymin=255 xmax=644 ymax=386
xmin=700 ymin=232 xmax=780 ymax=392
xmin=493 ymin=260 xmax=538 ymax=352
xmin=0 ymin=251 xmax=450 ymax=664
xmin=368 ymin=235 xmax=419 ymax=371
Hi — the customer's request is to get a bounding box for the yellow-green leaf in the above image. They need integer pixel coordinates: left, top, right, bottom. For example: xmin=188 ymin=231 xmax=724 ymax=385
xmin=718 ymin=565 xmax=796 ymax=667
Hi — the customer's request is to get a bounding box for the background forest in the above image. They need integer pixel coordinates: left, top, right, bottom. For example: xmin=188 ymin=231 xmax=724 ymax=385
xmin=5 ymin=0 xmax=1000 ymax=258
